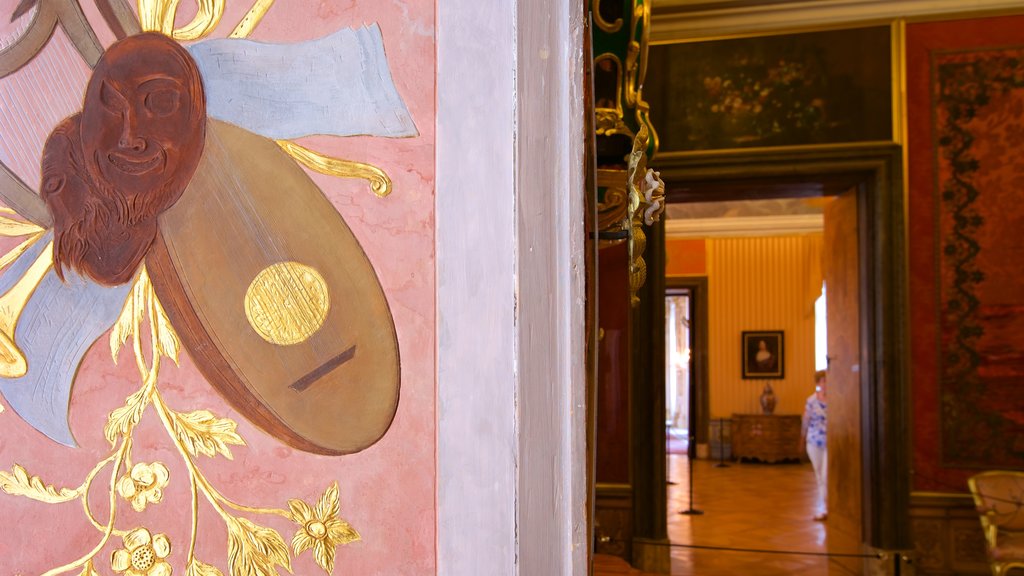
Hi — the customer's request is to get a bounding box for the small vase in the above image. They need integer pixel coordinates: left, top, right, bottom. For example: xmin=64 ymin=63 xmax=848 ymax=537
xmin=760 ymin=383 xmax=777 ymax=415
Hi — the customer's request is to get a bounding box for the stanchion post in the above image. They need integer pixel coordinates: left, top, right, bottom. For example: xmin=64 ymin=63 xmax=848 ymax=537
xmin=714 ymin=417 xmax=729 ymax=468
xmin=666 ymin=421 xmax=676 ymax=485
xmin=679 ymin=431 xmax=703 ymax=516
xmin=680 ymin=360 xmax=702 ymax=515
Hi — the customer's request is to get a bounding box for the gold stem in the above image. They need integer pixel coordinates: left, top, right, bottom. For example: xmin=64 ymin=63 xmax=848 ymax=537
xmin=276 ymin=140 xmax=393 ymax=198
xmin=150 ymin=391 xmax=231 ymax=522
xmin=130 ymin=282 xmax=151 ymax=382
xmin=172 ymin=0 xmax=225 ymax=41
xmin=229 ymin=0 xmax=275 ymax=38
xmin=37 ymin=279 xmax=167 ymax=575
xmin=78 ymin=453 xmax=128 ymax=538
xmin=187 ymin=462 xmax=199 ymax=563
xmin=213 ymin=489 xmax=292 ymax=520
xmin=151 ymin=391 xmax=292 ymax=521
xmin=40 ymin=436 xmax=131 ymax=576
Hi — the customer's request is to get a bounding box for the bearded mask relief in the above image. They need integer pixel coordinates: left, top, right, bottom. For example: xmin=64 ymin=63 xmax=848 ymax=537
xmin=42 ymin=33 xmax=206 ymax=286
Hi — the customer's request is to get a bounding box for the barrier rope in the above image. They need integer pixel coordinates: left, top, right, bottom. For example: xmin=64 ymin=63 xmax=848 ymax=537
xmin=609 ymin=539 xmax=882 ymax=559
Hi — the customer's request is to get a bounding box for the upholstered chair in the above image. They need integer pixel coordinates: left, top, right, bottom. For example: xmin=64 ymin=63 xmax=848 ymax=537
xmin=968 ymin=471 xmax=1024 ymax=576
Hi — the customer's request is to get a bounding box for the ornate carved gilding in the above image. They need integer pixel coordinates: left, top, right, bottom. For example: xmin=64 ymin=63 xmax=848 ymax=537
xmin=597 ymin=170 xmax=629 ymax=235
xmin=596 ymin=108 xmax=635 ymax=140
xmin=591 ymin=0 xmax=658 ymax=164
xmin=624 ymin=126 xmax=665 ymax=306
xmin=594 ymin=0 xmax=625 ymax=34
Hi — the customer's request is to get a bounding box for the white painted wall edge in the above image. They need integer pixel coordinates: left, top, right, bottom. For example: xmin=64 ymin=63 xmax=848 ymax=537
xmin=436 ymin=1 xmax=518 ymax=574
xmin=666 ymin=214 xmax=824 ymax=238
xmin=516 ymin=0 xmax=588 ymax=574
xmin=651 ymin=0 xmax=1024 ymax=41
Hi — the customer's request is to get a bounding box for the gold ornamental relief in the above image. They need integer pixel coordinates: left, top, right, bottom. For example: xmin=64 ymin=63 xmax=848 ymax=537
xmin=245 ymin=262 xmax=330 ymax=346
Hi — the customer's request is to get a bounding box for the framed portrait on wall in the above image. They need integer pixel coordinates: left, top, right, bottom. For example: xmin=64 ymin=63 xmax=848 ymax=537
xmin=742 ymin=331 xmax=784 ymax=379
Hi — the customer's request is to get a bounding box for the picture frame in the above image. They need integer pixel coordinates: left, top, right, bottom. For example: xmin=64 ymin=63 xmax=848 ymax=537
xmin=742 ymin=331 xmax=784 ymax=379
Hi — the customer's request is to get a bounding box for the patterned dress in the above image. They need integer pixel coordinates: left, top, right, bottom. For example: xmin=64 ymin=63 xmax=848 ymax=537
xmin=803 ymin=395 xmax=827 ymax=448
xmin=803 ymin=392 xmax=828 ymax=514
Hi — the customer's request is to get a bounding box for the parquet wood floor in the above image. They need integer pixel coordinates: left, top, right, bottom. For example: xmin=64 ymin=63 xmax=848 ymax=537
xmin=668 ymin=454 xmax=832 ymax=575
xmin=597 ymin=454 xmax=847 ymax=575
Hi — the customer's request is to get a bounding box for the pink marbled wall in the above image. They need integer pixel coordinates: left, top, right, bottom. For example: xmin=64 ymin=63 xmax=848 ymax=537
xmin=0 ymin=1 xmax=436 ymax=574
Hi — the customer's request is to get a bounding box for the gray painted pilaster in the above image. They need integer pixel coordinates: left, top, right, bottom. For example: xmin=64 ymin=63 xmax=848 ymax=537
xmin=437 ymin=0 xmax=586 ymax=574
xmin=437 ymin=1 xmax=518 ymax=573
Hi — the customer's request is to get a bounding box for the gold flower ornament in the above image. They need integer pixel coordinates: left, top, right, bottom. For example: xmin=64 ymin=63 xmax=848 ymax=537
xmin=289 ymin=482 xmax=360 ymax=574
xmin=111 ymin=528 xmax=172 ymax=576
xmin=117 ymin=462 xmax=170 ymax=512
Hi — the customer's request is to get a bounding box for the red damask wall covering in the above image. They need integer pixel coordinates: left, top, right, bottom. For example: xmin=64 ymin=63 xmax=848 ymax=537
xmin=908 ymin=15 xmax=1024 ymax=492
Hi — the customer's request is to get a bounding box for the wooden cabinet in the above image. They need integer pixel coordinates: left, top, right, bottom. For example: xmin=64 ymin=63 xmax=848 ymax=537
xmin=731 ymin=414 xmax=804 ymax=463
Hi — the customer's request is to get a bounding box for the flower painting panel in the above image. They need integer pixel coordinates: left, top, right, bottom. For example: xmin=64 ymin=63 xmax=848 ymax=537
xmin=0 ymin=1 xmax=436 ymax=574
xmin=645 ymin=26 xmax=893 ymax=152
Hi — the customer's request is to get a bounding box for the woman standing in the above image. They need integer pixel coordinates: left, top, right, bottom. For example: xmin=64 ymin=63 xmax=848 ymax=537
xmin=802 ymin=370 xmax=828 ymax=521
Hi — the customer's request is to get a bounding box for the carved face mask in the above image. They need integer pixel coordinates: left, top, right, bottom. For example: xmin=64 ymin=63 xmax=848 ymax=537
xmin=40 ymin=115 xmax=97 ymax=282
xmin=80 ymin=33 xmax=206 ymax=225
xmin=40 ymin=117 xmax=88 ymax=226
xmin=41 ymin=115 xmax=152 ymax=285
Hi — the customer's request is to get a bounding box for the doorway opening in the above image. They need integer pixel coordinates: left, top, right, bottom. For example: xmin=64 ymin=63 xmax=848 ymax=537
xmin=662 ymin=196 xmax=846 ymax=574
xmin=644 ymin=143 xmax=909 ymax=574
xmin=665 ymin=288 xmax=691 ymax=459
xmin=610 ymin=145 xmax=908 ymax=575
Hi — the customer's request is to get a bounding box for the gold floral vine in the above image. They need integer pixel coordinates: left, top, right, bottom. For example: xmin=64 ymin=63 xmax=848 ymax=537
xmin=0 ymin=220 xmax=359 ymax=575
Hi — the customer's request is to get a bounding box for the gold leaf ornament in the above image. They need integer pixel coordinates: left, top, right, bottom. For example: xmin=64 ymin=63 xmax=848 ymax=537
xmin=110 ymin=268 xmax=181 ymax=373
xmin=104 ymin=387 xmax=151 ymax=447
xmin=109 ymin=285 xmax=138 ymax=367
xmin=169 ymin=409 xmax=246 ymax=459
xmin=152 ymin=295 xmax=181 ymax=365
xmin=0 ymin=464 xmax=79 ymax=503
xmin=227 ymin=516 xmax=292 ymax=576
xmin=77 ymin=560 xmax=101 ymax=576
xmin=0 ymin=232 xmax=45 ymax=273
xmin=0 ymin=208 xmax=44 ymax=237
xmin=186 ymin=559 xmax=225 ymax=576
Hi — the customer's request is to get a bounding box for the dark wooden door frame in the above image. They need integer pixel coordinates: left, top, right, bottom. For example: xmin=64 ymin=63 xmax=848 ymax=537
xmin=640 ymin=142 xmax=910 ymax=551
xmin=665 ymin=277 xmax=709 ymax=448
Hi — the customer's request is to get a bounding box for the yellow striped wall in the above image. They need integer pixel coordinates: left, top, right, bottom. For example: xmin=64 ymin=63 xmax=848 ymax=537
xmin=704 ymin=234 xmax=822 ymax=419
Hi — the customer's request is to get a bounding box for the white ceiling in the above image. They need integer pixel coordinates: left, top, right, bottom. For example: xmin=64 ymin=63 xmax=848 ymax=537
xmin=665 ymin=198 xmax=827 ymax=238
